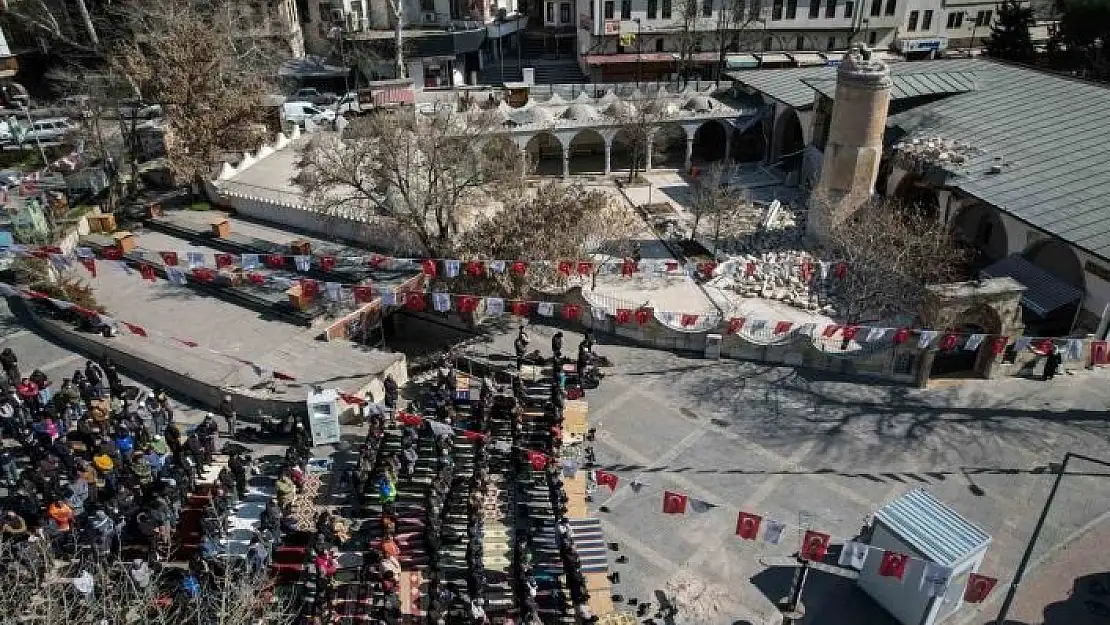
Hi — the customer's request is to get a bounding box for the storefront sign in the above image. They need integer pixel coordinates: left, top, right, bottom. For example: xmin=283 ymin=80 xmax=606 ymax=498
xmin=898 ymin=38 xmax=947 ymax=52
xmin=604 ymin=20 xmax=619 ymax=35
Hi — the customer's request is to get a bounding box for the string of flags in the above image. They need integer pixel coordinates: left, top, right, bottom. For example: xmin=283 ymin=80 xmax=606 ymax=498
xmin=5 ymin=243 xmax=848 ymax=282
xmin=594 ymin=474 xmax=1000 ymax=604
xmin=0 ymin=282 xmax=299 ymax=381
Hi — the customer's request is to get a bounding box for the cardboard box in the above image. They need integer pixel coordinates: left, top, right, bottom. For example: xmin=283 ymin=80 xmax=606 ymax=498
xmin=210 ymin=218 xmax=230 ymax=238
xmin=112 ymin=231 xmax=136 ymax=253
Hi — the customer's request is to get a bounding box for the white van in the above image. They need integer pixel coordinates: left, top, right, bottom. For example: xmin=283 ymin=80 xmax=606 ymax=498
xmin=22 ymin=118 xmax=76 ymax=143
xmin=281 ymin=102 xmax=336 ymax=128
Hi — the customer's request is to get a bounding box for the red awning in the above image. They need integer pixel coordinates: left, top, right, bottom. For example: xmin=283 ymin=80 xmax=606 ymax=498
xmin=582 ymin=53 xmax=677 ymax=65
xmin=371 ymin=87 xmax=414 ymax=106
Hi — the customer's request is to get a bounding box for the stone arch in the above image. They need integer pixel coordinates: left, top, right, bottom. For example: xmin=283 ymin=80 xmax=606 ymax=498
xmin=610 ymin=126 xmax=641 ymax=173
xmin=524 ymin=131 xmax=563 ymax=177
xmin=951 ymin=203 xmax=1008 ymax=264
xmin=652 ymin=122 xmax=686 ymax=169
xmin=1023 ymin=238 xmax=1085 ymax=291
xmin=568 ymin=128 xmax=607 ymax=175
xmin=771 ymin=107 xmax=804 ymax=164
xmin=732 ymin=120 xmax=766 ymax=163
xmin=692 ymin=119 xmax=729 ymax=162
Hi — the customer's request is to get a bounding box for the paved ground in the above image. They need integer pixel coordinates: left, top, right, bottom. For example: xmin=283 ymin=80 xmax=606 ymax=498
xmin=465 ymin=322 xmax=1110 ymax=625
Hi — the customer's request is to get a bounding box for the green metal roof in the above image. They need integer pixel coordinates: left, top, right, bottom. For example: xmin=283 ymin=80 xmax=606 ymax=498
xmin=802 ymin=71 xmax=978 ymax=101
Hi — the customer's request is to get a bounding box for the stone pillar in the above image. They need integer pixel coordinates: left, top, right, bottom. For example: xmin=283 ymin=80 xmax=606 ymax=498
xmin=810 ymin=44 xmax=893 ymax=242
xmin=644 ymin=134 xmax=654 ymax=172
xmin=519 ymin=146 xmax=528 ymax=179
xmin=684 ymin=135 xmax=694 ymax=173
xmin=603 ymin=138 xmax=612 ymax=176
xmin=561 ymin=143 xmax=570 ymax=179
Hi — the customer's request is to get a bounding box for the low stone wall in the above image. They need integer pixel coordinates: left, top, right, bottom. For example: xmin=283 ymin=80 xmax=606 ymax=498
xmin=16 ymin=298 xmax=407 ymax=418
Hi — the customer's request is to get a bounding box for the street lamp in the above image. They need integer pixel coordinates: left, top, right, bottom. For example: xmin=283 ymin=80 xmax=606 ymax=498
xmin=634 ymin=17 xmax=643 ymax=87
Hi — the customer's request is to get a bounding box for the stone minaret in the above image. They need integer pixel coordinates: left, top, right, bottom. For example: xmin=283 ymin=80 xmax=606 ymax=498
xmin=808 ymin=45 xmax=892 ymax=241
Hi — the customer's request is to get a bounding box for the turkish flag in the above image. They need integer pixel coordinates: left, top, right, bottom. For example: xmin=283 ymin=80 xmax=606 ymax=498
xmin=339 ymin=392 xmax=367 ymax=406
xmin=940 ymin=333 xmax=959 ymax=351
xmin=215 ymin=253 xmax=234 ymax=269
xmin=774 ymin=321 xmax=792 ymax=335
xmin=665 ymin=260 xmax=679 ymax=272
xmin=101 ymin=247 xmax=122 ymax=260
xmin=320 ymin=255 xmax=336 ymax=271
xmin=159 ymin=251 xmax=179 ymax=266
xmin=822 ymin=325 xmax=840 ymax=338
xmin=511 ymin=261 xmax=528 ymax=276
xmin=404 ymin=292 xmax=425 ymax=311
xmin=265 ymin=254 xmax=285 ymax=268
xmin=834 ymin=262 xmax=848 ymax=278
xmin=420 ymin=259 xmax=437 ymax=276
xmin=369 ymin=254 xmax=387 ymax=268
xmin=892 ymin=328 xmax=910 ymax=345
xmin=800 ymin=261 xmax=813 ymax=282
xmin=273 ymin=371 xmax=296 ymax=381
xmin=662 ymin=491 xmax=688 ymax=514
xmin=680 ymin=314 xmax=699 ymax=327
xmin=192 ymin=267 xmax=215 ymax=282
xmin=800 ymin=530 xmax=830 ymax=561
xmin=511 ymin=300 xmax=531 ymax=317
xmin=635 ymin=307 xmax=652 ymax=326
xmin=80 ymin=258 xmax=97 ymax=277
xmin=842 ymin=325 xmax=860 ymax=341
xmin=561 ymin=304 xmax=580 ymax=321
xmin=462 ymin=430 xmax=485 ymax=442
xmin=466 ymin=261 xmax=485 ymax=277
xmin=300 ymin=279 xmax=319 ymax=298
xmin=991 ymin=336 xmax=1010 ymax=356
xmin=527 ymin=450 xmax=548 ymax=470
xmin=698 ymin=261 xmax=717 ymax=276
xmin=615 ymin=308 xmax=632 ymax=325
xmin=964 ymin=573 xmax=997 ymax=603
xmin=140 ymin=264 xmax=157 ymax=282
xmin=727 ymin=317 xmax=745 ymax=334
xmin=878 ymin=551 xmax=909 ymax=580
xmin=122 ymin=322 xmax=147 ymax=337
xmin=745 ymin=261 xmax=756 ymax=277
xmin=1037 ymin=338 xmax=1055 ymax=354
xmin=595 ymin=470 xmax=618 ymax=491
xmin=558 ymin=260 xmax=573 ymax=275
xmin=247 ymin=272 xmax=266 ymax=285
xmin=736 ymin=512 xmax=762 ymax=540
xmin=398 ymin=412 xmax=423 ymax=426
xmin=577 ymin=261 xmax=593 ymax=276
xmin=353 ymin=286 xmax=374 ymax=303
xmin=621 ymin=258 xmax=637 ymax=276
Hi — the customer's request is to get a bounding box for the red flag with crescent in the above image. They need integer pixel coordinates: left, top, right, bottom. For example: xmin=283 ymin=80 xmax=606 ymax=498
xmin=511 ymin=261 xmax=528 ymax=276
xmin=892 ymin=328 xmax=911 ymax=345
xmin=527 ymin=450 xmax=547 ymax=470
xmin=879 ymin=551 xmax=909 ymax=580
xmin=320 ymin=255 xmax=337 ymax=271
xmin=940 ymin=333 xmax=959 ymax=351
xmin=680 ymin=314 xmax=699 ymax=327
xmin=662 ymin=491 xmax=688 ymax=514
xmin=558 ymin=260 xmax=572 ymax=276
xmin=353 ymin=286 xmax=374 ymax=303
xmin=101 ymin=247 xmax=122 ymax=260
xmin=774 ymin=321 xmax=793 ymax=335
xmin=561 ymin=304 xmax=580 ymax=322
xmin=621 ymin=258 xmax=637 ymax=276
xmin=736 ymin=512 xmax=762 ymax=540
xmin=466 ymin=261 xmax=485 ymax=277
xmin=577 ymin=261 xmax=593 ymax=276
xmin=991 ymin=336 xmax=1010 ymax=356
xmin=964 ymin=573 xmax=997 ymax=603
xmin=635 ymin=307 xmax=652 ymax=326
xmin=404 ymin=292 xmax=425 ymax=311
xmin=595 ymin=470 xmax=618 ymax=491
xmin=159 ymin=251 xmax=179 ymax=266
xmin=511 ymin=300 xmax=531 ymax=317
xmin=615 ymin=308 xmax=632 ymax=325
xmin=800 ymin=530 xmax=830 ymax=561
xmin=265 ymin=254 xmax=284 ymax=268
xmin=727 ymin=317 xmax=745 ymax=334
xmin=215 ymin=253 xmax=234 ymax=269
xmin=140 ymin=264 xmax=156 ymax=282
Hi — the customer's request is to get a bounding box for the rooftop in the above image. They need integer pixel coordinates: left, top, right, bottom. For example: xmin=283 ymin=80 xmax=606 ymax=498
xmin=875 ymin=488 xmax=992 ymax=567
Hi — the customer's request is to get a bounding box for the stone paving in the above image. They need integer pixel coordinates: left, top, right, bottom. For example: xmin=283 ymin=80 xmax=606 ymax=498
xmin=464 ymin=322 xmax=1110 ymax=625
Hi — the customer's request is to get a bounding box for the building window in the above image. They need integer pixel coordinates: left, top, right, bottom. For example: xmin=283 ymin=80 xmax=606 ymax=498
xmin=869 ymin=0 xmax=879 ymax=16
xmin=749 ymin=0 xmax=762 ymax=20
xmin=546 ymin=1 xmax=554 ymax=21
xmin=656 ymin=38 xmax=665 ymax=50
xmin=621 ymin=0 xmax=631 ymax=18
xmin=590 ymin=0 xmax=595 ymax=18
xmin=561 ymin=2 xmax=572 ymax=21
xmin=420 ymin=0 xmax=434 ymax=11
xmin=947 ymin=10 xmax=962 ymax=28
xmin=703 ymin=0 xmax=713 ymax=16
xmin=662 ymin=0 xmax=672 ymax=17
xmin=868 ymin=30 xmax=877 ymax=45
xmin=796 ymin=34 xmax=804 ymax=48
xmin=825 ymin=0 xmax=835 ymax=18
xmin=844 ymin=0 xmax=853 ymax=16
xmin=922 ymin=8 xmax=932 ymax=28
xmin=809 ymin=0 xmax=820 ymax=18
xmin=907 ymin=9 xmax=917 ymax=30
xmin=772 ymin=0 xmax=783 ymax=19
xmin=648 ymin=0 xmax=658 ymax=16
xmin=827 ymin=35 xmax=836 ymax=49
xmin=785 ymin=0 xmax=797 ymax=17
xmin=604 ymin=0 xmax=614 ymax=17
xmin=975 ymin=9 xmax=991 ymax=26
xmin=883 ymin=0 xmax=895 ymax=15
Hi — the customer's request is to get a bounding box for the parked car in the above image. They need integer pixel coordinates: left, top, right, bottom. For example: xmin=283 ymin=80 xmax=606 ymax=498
xmin=58 ymin=95 xmax=93 ymax=119
xmin=0 ymin=120 xmax=13 ymax=143
xmin=21 ymin=117 xmax=76 ymax=143
xmin=281 ymin=102 xmax=336 ymax=127
xmin=288 ymin=88 xmax=338 ymax=106
xmin=117 ymin=99 xmax=163 ymax=119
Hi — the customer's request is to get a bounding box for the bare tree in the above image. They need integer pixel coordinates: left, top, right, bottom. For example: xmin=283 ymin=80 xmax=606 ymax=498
xmin=612 ymin=97 xmax=666 ymax=184
xmin=110 ymin=0 xmax=280 ymax=186
xmin=713 ymin=0 xmax=764 ymax=85
xmin=297 ymin=106 xmax=524 ymax=257
xmin=689 ymin=161 xmax=744 ymax=250
xmin=390 ymin=0 xmax=407 ymax=78
xmin=821 ymin=197 xmax=972 ymax=324
xmin=1 ymin=0 xmax=103 ymax=56
xmin=674 ymin=0 xmax=701 ymax=88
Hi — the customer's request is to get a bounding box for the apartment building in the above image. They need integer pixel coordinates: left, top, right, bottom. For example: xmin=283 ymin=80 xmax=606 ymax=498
xmin=301 ymin=0 xmax=525 ymax=87
xmin=575 ymin=0 xmax=905 ymax=80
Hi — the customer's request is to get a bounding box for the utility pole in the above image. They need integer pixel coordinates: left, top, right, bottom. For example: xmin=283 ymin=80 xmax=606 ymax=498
xmin=779 ymin=556 xmax=810 ymax=625
xmin=634 ymin=18 xmax=643 ymax=87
